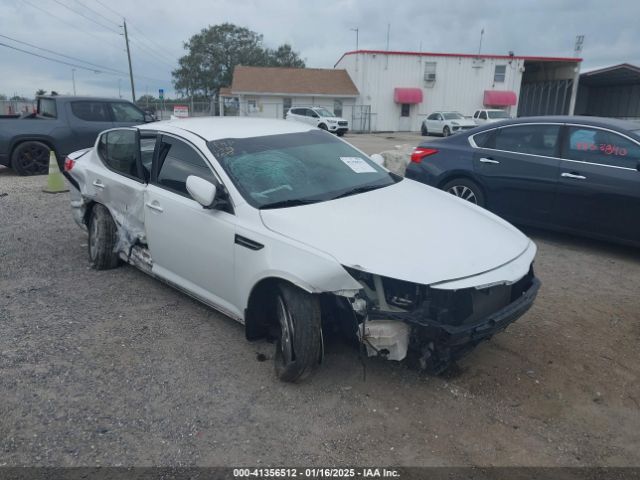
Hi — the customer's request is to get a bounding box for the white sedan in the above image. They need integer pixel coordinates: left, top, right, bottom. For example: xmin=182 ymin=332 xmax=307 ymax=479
xmin=65 ymin=117 xmax=540 ymax=382
xmin=421 ymin=111 xmax=477 ymax=137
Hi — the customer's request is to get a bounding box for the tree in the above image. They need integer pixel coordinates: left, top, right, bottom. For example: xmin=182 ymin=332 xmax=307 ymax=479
xmin=172 ymin=23 xmax=305 ymax=99
xmin=267 ymin=44 xmax=306 ymax=68
xmin=0 ymin=94 xmax=7 ymax=101
xmin=35 ymin=89 xmax=46 ymax=96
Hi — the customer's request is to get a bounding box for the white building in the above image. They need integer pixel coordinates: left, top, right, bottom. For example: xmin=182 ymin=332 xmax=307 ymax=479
xmin=335 ymin=50 xmax=582 ymax=132
xmin=219 ymin=66 xmax=359 ymax=122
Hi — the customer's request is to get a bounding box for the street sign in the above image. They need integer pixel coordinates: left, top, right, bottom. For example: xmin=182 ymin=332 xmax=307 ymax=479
xmin=173 ymin=105 xmax=189 ymax=118
xmin=158 ymin=88 xmax=164 ymax=99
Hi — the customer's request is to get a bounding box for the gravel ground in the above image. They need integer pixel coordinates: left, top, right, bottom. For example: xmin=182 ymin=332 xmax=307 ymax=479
xmin=1 ymin=157 xmax=639 ymax=467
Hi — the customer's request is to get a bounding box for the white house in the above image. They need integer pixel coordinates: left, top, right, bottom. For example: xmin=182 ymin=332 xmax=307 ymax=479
xmin=219 ymin=66 xmax=359 ymax=121
xmin=334 ymin=50 xmax=582 ymax=132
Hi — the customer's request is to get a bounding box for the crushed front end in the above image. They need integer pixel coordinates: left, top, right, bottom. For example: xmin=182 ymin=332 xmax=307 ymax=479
xmin=340 ymin=266 xmax=540 ymax=373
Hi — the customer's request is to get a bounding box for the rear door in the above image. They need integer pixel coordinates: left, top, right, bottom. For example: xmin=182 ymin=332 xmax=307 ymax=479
xmin=425 ymin=113 xmax=442 ymax=133
xmin=86 ymin=128 xmax=149 ymax=237
xmin=554 ymin=124 xmax=640 ymax=243
xmin=68 ymin=100 xmax=114 ymax=149
xmin=144 ymin=134 xmax=239 ymax=317
xmin=471 ymin=123 xmax=562 ymax=224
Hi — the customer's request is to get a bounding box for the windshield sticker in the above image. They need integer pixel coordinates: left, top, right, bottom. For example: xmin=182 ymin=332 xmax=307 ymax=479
xmin=339 ymin=157 xmax=377 ymax=173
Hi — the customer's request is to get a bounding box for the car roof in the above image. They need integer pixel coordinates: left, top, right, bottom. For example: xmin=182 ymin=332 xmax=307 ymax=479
xmin=474 ymin=115 xmax=640 ymax=133
xmin=38 ymin=95 xmax=132 ymax=103
xmin=140 ymin=117 xmax=316 ymax=141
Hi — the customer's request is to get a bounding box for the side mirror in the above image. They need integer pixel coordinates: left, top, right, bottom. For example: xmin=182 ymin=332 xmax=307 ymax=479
xmin=370 ymin=153 xmax=385 ymax=166
xmin=186 ymin=175 xmax=217 ymax=208
xmin=144 ymin=113 xmax=155 ymax=123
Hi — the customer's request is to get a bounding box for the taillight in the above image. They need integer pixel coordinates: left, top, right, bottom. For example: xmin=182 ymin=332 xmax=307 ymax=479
xmin=410 ymin=147 xmax=439 ymax=163
xmin=64 ymin=157 xmax=75 ymax=171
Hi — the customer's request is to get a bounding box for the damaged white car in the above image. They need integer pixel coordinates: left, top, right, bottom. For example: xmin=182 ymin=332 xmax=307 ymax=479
xmin=65 ymin=117 xmax=540 ymax=382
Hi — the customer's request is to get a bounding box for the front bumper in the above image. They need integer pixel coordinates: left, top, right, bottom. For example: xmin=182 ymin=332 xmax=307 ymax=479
xmin=369 ymin=273 xmax=540 ymax=347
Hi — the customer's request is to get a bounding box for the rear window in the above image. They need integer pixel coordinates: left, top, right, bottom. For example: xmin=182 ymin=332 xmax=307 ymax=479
xmin=71 ymin=101 xmax=110 ymax=122
xmin=38 ymin=98 xmax=57 ymax=118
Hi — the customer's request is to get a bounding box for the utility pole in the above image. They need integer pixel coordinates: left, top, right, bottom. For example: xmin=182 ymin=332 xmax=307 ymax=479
xmin=350 ymin=27 xmax=359 ymax=71
xmin=71 ymin=68 xmax=76 ymax=96
xmin=123 ymin=19 xmax=136 ymax=102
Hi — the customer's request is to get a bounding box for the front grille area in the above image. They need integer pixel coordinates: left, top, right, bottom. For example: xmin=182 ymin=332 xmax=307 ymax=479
xmin=338 ymin=121 xmax=348 ymax=126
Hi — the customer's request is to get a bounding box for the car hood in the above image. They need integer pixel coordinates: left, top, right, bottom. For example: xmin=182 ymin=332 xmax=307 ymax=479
xmin=259 ymin=179 xmax=532 ymax=285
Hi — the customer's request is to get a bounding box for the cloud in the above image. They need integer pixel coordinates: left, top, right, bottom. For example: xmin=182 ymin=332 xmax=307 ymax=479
xmin=0 ymin=0 xmax=638 ymax=99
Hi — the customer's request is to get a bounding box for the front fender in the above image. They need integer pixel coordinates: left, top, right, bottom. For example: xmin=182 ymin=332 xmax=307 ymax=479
xmin=233 ymin=225 xmax=361 ymax=315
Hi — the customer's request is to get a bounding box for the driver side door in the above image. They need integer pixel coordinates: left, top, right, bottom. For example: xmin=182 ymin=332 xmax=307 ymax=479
xmin=144 ymin=133 xmax=240 ymax=318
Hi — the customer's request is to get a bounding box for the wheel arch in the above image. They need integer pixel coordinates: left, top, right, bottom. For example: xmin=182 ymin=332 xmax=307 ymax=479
xmin=10 ymin=136 xmax=58 ymax=160
xmin=244 ymin=276 xmax=315 ymax=341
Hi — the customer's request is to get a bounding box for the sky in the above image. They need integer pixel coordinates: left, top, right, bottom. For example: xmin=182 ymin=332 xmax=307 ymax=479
xmin=1 ymin=0 xmax=638 ymax=100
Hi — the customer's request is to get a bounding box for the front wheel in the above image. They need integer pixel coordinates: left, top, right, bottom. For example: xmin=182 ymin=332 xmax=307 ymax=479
xmin=421 ymin=123 xmax=428 ymax=136
xmin=442 ymin=126 xmax=450 ymax=137
xmin=274 ymin=283 xmax=322 ymax=382
xmin=318 ymin=123 xmax=328 ymax=131
xmin=441 ymin=178 xmax=485 ymax=207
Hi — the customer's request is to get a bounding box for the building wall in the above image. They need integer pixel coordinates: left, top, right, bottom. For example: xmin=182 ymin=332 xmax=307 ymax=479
xmin=337 ymin=52 xmax=525 ymax=132
xmin=231 ymin=94 xmax=357 ymax=121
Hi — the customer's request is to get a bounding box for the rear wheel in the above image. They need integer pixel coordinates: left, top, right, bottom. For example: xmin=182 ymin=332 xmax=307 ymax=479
xmin=442 ymin=126 xmax=450 ymax=137
xmin=441 ymin=178 xmax=485 ymax=207
xmin=421 ymin=123 xmax=428 ymax=136
xmin=88 ymin=204 xmax=120 ymax=270
xmin=274 ymin=283 xmax=322 ymax=382
xmin=11 ymin=141 xmax=50 ymax=176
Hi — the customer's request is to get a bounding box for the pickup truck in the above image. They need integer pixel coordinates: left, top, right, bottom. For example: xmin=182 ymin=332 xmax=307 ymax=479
xmin=0 ymin=95 xmax=153 ymax=176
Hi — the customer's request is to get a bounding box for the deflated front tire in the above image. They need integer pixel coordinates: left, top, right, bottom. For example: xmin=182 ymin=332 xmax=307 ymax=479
xmin=88 ymin=204 xmax=120 ymax=270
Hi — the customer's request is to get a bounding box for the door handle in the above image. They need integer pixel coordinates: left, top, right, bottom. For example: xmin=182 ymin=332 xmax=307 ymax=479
xmin=145 ymin=201 xmax=163 ymax=212
xmin=92 ymin=179 xmax=105 ymax=188
xmin=479 ymin=158 xmax=500 ymax=164
xmin=561 ymin=172 xmax=587 ymax=180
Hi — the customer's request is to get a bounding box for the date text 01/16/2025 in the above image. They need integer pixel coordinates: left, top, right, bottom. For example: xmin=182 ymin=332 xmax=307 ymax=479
xmin=232 ymin=468 xmax=401 ymax=478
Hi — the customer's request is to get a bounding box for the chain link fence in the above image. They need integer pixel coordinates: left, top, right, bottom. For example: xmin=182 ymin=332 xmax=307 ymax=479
xmin=1 ymin=99 xmax=36 ymax=116
xmin=219 ymin=99 xmax=373 ymax=133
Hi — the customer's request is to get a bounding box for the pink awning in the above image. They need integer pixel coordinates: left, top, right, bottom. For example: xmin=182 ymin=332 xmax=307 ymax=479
xmin=394 ymin=88 xmax=423 ymax=104
xmin=484 ymin=90 xmax=517 ymax=106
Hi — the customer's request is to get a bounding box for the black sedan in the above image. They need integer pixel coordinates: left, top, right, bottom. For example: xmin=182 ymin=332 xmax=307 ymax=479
xmin=405 ymin=116 xmax=640 ymax=246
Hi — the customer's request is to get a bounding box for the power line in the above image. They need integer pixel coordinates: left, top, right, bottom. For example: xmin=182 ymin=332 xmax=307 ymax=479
xmin=89 ymin=0 xmax=182 ymax=62
xmin=50 ymin=0 xmax=121 ymax=35
xmin=73 ymin=0 xmax=120 ymax=27
xmin=21 ymin=0 xmax=124 ymax=51
xmin=0 ymin=33 xmax=123 ymax=74
xmin=92 ymin=0 xmax=121 ymax=20
xmin=0 ymin=41 xmax=170 ymax=85
xmin=129 ymin=37 xmax=176 ymax=69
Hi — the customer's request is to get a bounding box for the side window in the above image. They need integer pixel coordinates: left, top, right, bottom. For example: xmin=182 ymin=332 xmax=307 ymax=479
xmin=427 ymin=113 xmax=437 ymax=120
xmin=494 ymin=65 xmax=506 ymax=83
xmin=307 ymin=109 xmax=319 ymax=118
xmin=71 ymin=101 xmax=110 ymax=122
xmin=437 ymin=114 xmax=443 ymax=121
xmin=110 ymin=102 xmax=145 ymax=123
xmin=479 ymin=111 xmax=488 ymax=120
xmin=472 ymin=129 xmax=497 ymax=149
xmin=473 ymin=111 xmax=479 ymax=118
xmin=97 ymin=129 xmax=141 ymax=179
xmin=494 ymin=124 xmax=561 ymax=156
xmin=156 ymin=137 xmax=216 ymax=197
xmin=334 ymin=99 xmax=343 ymax=118
xmin=563 ymin=126 xmax=640 ymax=169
